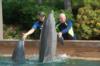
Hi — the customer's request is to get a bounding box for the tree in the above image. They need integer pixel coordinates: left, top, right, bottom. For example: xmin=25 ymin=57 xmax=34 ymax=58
xmin=0 ymin=0 xmax=3 ymax=39
xmin=64 ymin=0 xmax=72 ymax=12
xmin=38 ymin=0 xmax=42 ymax=4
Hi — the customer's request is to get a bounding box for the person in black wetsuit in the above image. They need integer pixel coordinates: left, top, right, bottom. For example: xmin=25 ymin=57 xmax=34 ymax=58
xmin=56 ymin=13 xmax=76 ymax=40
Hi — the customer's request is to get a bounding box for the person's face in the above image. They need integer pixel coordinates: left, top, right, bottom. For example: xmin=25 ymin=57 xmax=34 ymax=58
xmin=39 ymin=16 xmax=45 ymax=22
xmin=59 ymin=14 xmax=66 ymax=23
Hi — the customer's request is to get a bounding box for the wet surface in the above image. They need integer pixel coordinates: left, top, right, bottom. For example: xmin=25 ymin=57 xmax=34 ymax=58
xmin=0 ymin=57 xmax=100 ymax=66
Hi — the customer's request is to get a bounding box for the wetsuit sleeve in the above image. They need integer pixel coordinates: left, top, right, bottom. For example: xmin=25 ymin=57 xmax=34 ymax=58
xmin=61 ymin=20 xmax=72 ymax=34
xmin=32 ymin=22 xmax=39 ymax=29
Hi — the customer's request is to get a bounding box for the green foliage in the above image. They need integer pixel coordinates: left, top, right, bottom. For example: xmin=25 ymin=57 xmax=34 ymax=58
xmin=2 ymin=0 xmax=65 ymax=39
xmin=3 ymin=24 xmax=21 ymax=39
xmin=75 ymin=6 xmax=100 ymax=39
xmin=72 ymin=0 xmax=100 ymax=8
xmin=2 ymin=0 xmax=100 ymax=39
xmin=3 ymin=0 xmax=61 ymax=28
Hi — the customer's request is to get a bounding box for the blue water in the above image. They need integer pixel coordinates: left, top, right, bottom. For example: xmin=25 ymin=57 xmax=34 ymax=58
xmin=0 ymin=57 xmax=100 ymax=66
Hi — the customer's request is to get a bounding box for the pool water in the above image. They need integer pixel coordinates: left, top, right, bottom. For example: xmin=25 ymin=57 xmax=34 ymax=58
xmin=0 ymin=57 xmax=100 ymax=66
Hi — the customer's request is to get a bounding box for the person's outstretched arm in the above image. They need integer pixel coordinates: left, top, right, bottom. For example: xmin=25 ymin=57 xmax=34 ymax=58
xmin=23 ymin=22 xmax=39 ymax=40
xmin=23 ymin=28 xmax=35 ymax=40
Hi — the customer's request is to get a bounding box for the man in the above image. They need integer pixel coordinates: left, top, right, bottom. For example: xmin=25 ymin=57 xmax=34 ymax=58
xmin=56 ymin=13 xmax=76 ymax=40
xmin=23 ymin=12 xmax=46 ymax=40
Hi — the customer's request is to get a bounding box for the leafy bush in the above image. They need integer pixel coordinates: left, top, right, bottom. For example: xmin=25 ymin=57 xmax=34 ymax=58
xmin=75 ymin=6 xmax=100 ymax=39
xmin=3 ymin=24 xmax=21 ymax=39
xmin=3 ymin=0 xmax=100 ymax=39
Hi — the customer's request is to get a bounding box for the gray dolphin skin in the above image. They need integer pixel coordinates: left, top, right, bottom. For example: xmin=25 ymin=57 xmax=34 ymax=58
xmin=12 ymin=40 xmax=25 ymax=63
xmin=39 ymin=11 xmax=57 ymax=62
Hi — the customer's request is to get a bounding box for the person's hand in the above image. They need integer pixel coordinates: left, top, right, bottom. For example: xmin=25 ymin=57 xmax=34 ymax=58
xmin=58 ymin=32 xmax=62 ymax=38
xmin=57 ymin=32 xmax=64 ymax=45
xmin=22 ymin=33 xmax=27 ymax=40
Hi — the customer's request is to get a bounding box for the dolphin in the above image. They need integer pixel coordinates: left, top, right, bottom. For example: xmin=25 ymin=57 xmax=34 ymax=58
xmin=12 ymin=40 xmax=25 ymax=63
xmin=39 ymin=11 xmax=57 ymax=62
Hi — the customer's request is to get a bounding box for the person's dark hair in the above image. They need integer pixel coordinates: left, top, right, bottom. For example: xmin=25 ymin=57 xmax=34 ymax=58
xmin=38 ymin=11 xmax=45 ymax=17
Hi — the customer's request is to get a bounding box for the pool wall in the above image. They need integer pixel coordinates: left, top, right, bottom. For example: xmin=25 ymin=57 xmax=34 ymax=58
xmin=0 ymin=40 xmax=100 ymax=60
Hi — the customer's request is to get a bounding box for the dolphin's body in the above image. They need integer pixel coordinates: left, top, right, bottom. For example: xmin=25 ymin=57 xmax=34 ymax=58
xmin=39 ymin=11 xmax=57 ymax=62
xmin=12 ymin=40 xmax=25 ymax=63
